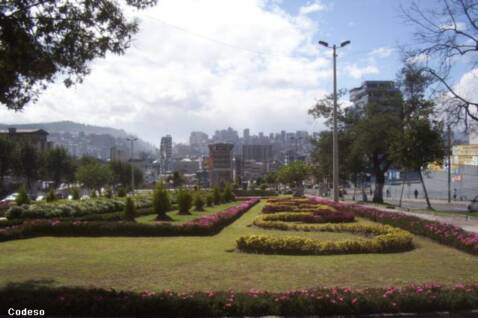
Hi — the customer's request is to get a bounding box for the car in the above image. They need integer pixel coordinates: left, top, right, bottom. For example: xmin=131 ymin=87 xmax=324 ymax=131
xmin=468 ymin=195 xmax=478 ymax=212
xmin=0 ymin=193 xmax=18 ymax=209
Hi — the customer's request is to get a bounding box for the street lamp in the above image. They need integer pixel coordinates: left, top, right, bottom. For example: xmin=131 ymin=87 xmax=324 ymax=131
xmin=126 ymin=137 xmax=138 ymax=195
xmin=319 ymin=40 xmax=350 ymax=202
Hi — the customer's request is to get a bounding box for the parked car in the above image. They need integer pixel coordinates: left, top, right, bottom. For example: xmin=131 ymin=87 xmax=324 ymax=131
xmin=0 ymin=193 xmax=18 ymax=209
xmin=468 ymin=195 xmax=478 ymax=212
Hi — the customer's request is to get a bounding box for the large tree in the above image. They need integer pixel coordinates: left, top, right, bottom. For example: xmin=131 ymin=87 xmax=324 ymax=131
xmin=14 ymin=142 xmax=40 ymax=188
xmin=0 ymin=0 xmax=156 ymax=110
xmin=403 ymin=0 xmax=478 ymax=123
xmin=42 ymin=147 xmax=75 ymax=186
xmin=0 ymin=137 xmax=14 ymax=185
xmin=75 ymin=161 xmax=111 ymax=192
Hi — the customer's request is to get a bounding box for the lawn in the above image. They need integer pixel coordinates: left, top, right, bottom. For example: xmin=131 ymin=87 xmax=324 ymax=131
xmin=0 ymin=199 xmax=477 ymax=292
xmin=135 ymin=201 xmax=240 ymax=224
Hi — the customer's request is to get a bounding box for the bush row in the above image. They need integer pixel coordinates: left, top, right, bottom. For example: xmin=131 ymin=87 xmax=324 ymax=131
xmin=311 ymin=197 xmax=478 ymax=255
xmin=1 ymin=282 xmax=477 ymax=316
xmin=0 ymin=198 xmax=259 ymax=242
xmin=259 ymin=211 xmax=355 ymax=223
xmin=5 ymin=196 xmax=153 ymax=220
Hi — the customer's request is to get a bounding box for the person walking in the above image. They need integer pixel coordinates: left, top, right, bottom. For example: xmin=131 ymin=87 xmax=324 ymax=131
xmin=414 ymin=189 xmax=419 ymax=199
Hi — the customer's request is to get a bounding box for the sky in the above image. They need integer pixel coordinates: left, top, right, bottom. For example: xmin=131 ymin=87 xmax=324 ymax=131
xmin=1 ymin=0 xmax=477 ymax=145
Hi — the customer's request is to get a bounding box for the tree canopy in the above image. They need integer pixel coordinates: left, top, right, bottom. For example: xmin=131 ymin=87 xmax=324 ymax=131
xmin=0 ymin=0 xmax=156 ymax=110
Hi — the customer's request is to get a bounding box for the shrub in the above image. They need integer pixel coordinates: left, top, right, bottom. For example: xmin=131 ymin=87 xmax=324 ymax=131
xmin=153 ymin=183 xmax=172 ymax=221
xmin=177 ymin=189 xmax=193 ymax=215
xmin=213 ymin=187 xmax=222 ymax=205
xmin=194 ymin=194 xmax=205 ymax=211
xmin=90 ymin=190 xmax=97 ymax=198
xmin=6 ymin=206 xmax=24 ymax=219
xmin=104 ymin=187 xmax=113 ymax=199
xmin=71 ymin=188 xmax=80 ymax=200
xmin=15 ymin=186 xmax=30 ymax=205
xmin=46 ymin=189 xmax=56 ymax=202
xmin=117 ymin=187 xmax=127 ymax=197
xmin=223 ymin=184 xmax=234 ymax=202
xmin=206 ymin=195 xmax=214 ymax=207
xmin=124 ymin=197 xmax=136 ymax=221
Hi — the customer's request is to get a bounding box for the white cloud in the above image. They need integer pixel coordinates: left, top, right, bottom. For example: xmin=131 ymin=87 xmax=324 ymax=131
xmin=0 ymin=0 xmax=370 ymax=144
xmin=344 ymin=64 xmax=380 ymax=79
xmin=298 ymin=1 xmax=326 ymax=16
xmin=454 ymin=68 xmax=478 ymax=104
xmin=369 ymin=47 xmax=394 ymax=58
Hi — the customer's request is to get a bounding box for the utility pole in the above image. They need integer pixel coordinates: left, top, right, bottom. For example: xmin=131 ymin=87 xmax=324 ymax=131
xmin=319 ymin=40 xmax=350 ymax=202
xmin=447 ymin=124 xmax=452 ymax=203
xmin=127 ymin=137 xmax=138 ymax=195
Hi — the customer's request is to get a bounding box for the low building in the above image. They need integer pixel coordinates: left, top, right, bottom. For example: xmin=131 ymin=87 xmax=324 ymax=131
xmin=242 ymin=160 xmax=267 ymax=181
xmin=0 ymin=127 xmax=49 ymax=152
xmin=208 ymin=143 xmax=233 ymax=187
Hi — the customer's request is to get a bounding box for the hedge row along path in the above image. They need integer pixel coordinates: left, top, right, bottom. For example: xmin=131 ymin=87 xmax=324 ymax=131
xmin=0 ymin=199 xmax=478 ymax=291
xmin=237 ymin=198 xmax=414 ymax=255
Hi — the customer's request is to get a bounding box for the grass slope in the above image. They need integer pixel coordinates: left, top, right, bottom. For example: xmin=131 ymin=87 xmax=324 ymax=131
xmin=0 ymin=200 xmax=477 ymax=292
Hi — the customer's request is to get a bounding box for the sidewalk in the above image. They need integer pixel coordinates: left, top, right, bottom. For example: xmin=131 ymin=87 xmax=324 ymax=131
xmin=354 ymin=202 xmax=478 ymax=234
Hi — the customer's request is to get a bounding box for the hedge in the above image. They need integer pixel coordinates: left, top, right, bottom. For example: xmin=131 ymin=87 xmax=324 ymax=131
xmin=1 ymin=282 xmax=478 ymax=316
xmin=258 ymin=211 xmax=355 ymax=223
xmin=5 ymin=196 xmax=153 ymax=220
xmin=238 ymin=221 xmax=413 ymax=255
xmin=310 ymin=197 xmax=478 ymax=256
xmin=0 ymin=198 xmax=259 ymax=242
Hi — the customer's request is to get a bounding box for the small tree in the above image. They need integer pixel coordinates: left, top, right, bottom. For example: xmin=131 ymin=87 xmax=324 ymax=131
xmin=104 ymin=187 xmax=113 ymax=199
xmin=206 ymin=194 xmax=214 ymax=207
xmin=16 ymin=185 xmax=30 ymax=205
xmin=223 ymin=184 xmax=234 ymax=202
xmin=117 ymin=186 xmax=127 ymax=197
xmin=46 ymin=189 xmax=57 ymax=202
xmin=91 ymin=190 xmax=97 ymax=198
xmin=71 ymin=187 xmax=80 ymax=200
xmin=124 ymin=197 xmax=136 ymax=221
xmin=213 ymin=187 xmax=222 ymax=205
xmin=153 ymin=182 xmax=172 ymax=221
xmin=194 ymin=193 xmax=205 ymax=211
xmin=177 ymin=189 xmax=192 ymax=215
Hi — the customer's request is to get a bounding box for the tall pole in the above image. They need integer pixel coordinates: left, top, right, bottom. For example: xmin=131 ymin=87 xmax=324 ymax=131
xmin=447 ymin=124 xmax=452 ymax=203
xmin=332 ymin=44 xmax=338 ymax=202
xmin=127 ymin=137 xmax=138 ymax=195
xmin=319 ymin=40 xmax=349 ymax=203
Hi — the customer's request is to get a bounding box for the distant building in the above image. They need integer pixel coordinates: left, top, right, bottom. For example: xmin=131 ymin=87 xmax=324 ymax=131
xmin=110 ymin=146 xmax=129 ymax=162
xmin=470 ymin=122 xmax=478 ymax=145
xmin=452 ymin=144 xmax=478 ymax=167
xmin=242 ymin=144 xmax=272 ymax=163
xmin=208 ymin=143 xmax=234 ymax=187
xmin=242 ymin=160 xmax=267 ymax=181
xmin=349 ymin=80 xmax=401 ymax=112
xmin=160 ymin=135 xmax=172 ymax=174
xmin=189 ymin=131 xmax=209 ymax=154
xmin=173 ymin=158 xmax=200 ymax=174
xmin=196 ymin=169 xmax=209 ymax=188
xmin=0 ymin=127 xmax=49 ymax=152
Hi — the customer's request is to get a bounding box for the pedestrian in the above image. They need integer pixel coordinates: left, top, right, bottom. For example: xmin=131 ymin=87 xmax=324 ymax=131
xmin=386 ymin=189 xmax=390 ymax=198
xmin=453 ymin=188 xmax=457 ymax=201
xmin=414 ymin=189 xmax=419 ymax=199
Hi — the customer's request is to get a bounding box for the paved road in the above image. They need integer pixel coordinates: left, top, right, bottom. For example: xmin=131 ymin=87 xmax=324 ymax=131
xmin=383 ymin=198 xmax=470 ymax=212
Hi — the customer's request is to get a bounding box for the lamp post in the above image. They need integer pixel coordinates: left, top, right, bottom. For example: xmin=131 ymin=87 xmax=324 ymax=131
xmin=126 ymin=137 xmax=138 ymax=195
xmin=318 ymin=40 xmax=350 ymax=202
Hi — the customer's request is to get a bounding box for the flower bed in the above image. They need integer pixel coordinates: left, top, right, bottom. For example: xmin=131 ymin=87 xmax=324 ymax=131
xmin=0 ymin=198 xmax=259 ymax=242
xmin=1 ymin=282 xmax=477 ymax=316
xmin=5 ymin=196 xmax=154 ymax=220
xmin=310 ymin=197 xmax=478 ymax=255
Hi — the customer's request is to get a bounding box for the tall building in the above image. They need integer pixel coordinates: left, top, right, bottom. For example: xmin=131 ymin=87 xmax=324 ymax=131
xmin=243 ymin=128 xmax=250 ymax=143
xmin=189 ymin=131 xmax=209 ymax=147
xmin=0 ymin=128 xmax=49 ymax=152
xmin=242 ymin=144 xmax=272 ymax=162
xmin=160 ymin=135 xmax=172 ymax=174
xmin=208 ymin=143 xmax=234 ymax=187
xmin=349 ymin=81 xmax=401 ymax=112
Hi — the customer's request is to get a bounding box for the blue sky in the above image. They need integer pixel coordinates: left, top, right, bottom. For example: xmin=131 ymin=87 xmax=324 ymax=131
xmin=0 ymin=0 xmax=475 ymax=144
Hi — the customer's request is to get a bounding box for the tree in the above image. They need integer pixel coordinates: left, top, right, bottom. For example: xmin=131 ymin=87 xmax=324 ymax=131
xmin=177 ymin=189 xmax=192 ymax=215
xmin=14 ymin=142 xmax=40 ymax=189
xmin=109 ymin=160 xmax=143 ymax=189
xmin=75 ymin=162 xmax=111 ymax=192
xmin=212 ymin=187 xmax=222 ymax=205
xmin=16 ymin=185 xmax=30 ymax=205
xmin=124 ymin=197 xmax=136 ymax=221
xmin=391 ymin=63 xmax=446 ymax=209
xmin=0 ymin=137 xmax=14 ymax=185
xmin=403 ymin=0 xmax=478 ymax=123
xmin=193 ymin=193 xmax=205 ymax=211
xmin=276 ymin=161 xmax=311 ymax=189
xmin=0 ymin=0 xmax=156 ymax=110
xmin=42 ymin=147 xmax=75 ymax=186
xmin=223 ymin=184 xmax=234 ymax=202
xmin=153 ymin=182 xmax=172 ymax=221
xmin=167 ymin=171 xmax=184 ymax=188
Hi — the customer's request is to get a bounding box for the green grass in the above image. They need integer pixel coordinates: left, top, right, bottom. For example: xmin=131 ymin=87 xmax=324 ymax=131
xmin=135 ymin=201 xmax=240 ymax=224
xmin=0 ymin=199 xmax=478 ymax=292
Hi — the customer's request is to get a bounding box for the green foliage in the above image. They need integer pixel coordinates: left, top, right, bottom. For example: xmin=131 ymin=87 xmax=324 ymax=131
xmin=153 ymin=183 xmax=172 ymax=220
xmin=104 ymin=187 xmax=113 ymax=199
xmin=116 ymin=187 xmax=127 ymax=198
xmin=42 ymin=148 xmax=75 ymax=186
xmin=109 ymin=160 xmax=144 ymax=188
xmin=1 ymin=0 xmax=157 ymax=110
xmin=276 ymin=161 xmax=311 ymax=187
xmin=90 ymin=191 xmax=97 ymax=199
xmin=213 ymin=187 xmax=222 ymax=205
xmin=124 ymin=197 xmax=136 ymax=221
xmin=0 ymin=137 xmax=14 ymax=182
xmin=14 ymin=143 xmax=40 ymax=188
xmin=46 ymin=189 xmax=56 ymax=202
xmin=193 ymin=194 xmax=205 ymax=211
xmin=206 ymin=195 xmax=214 ymax=207
xmin=15 ymin=186 xmax=29 ymax=205
xmin=223 ymin=184 xmax=234 ymax=202
xmin=76 ymin=162 xmax=112 ymax=190
xmin=177 ymin=189 xmax=193 ymax=215
xmin=71 ymin=188 xmax=80 ymax=200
